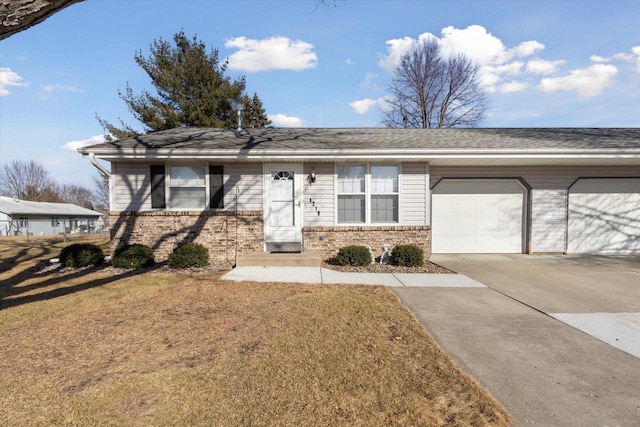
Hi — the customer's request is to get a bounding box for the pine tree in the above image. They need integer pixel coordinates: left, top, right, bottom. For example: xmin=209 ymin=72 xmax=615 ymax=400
xmin=97 ymin=31 xmax=270 ymax=140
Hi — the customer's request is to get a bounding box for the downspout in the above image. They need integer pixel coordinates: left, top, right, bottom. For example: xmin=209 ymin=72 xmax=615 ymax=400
xmin=87 ymin=153 xmax=111 ymax=178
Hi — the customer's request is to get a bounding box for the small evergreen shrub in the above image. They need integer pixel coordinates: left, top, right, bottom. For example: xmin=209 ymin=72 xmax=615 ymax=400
xmin=336 ymin=245 xmax=372 ymax=267
xmin=111 ymin=244 xmax=155 ymax=269
xmin=168 ymin=242 xmax=209 ymax=269
xmin=392 ymin=244 xmax=424 ymax=267
xmin=59 ymin=243 xmax=104 ymax=268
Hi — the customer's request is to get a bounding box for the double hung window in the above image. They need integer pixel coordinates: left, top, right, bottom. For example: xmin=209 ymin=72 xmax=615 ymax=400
xmin=337 ymin=164 xmax=399 ymax=224
xmin=168 ymin=165 xmax=207 ymax=209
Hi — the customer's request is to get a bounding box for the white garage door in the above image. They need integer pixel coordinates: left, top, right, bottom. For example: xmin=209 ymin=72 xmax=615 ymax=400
xmin=568 ymin=178 xmax=640 ymax=253
xmin=432 ymin=180 xmax=526 ymax=253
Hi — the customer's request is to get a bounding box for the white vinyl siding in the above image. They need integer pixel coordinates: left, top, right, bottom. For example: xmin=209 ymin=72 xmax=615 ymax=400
xmin=530 ymin=189 xmax=567 ymax=253
xmin=401 ymin=162 xmax=428 ymax=225
xmin=112 ymin=163 xmax=151 ymax=211
xmin=303 ymin=163 xmax=334 ymax=226
xmin=224 ymin=163 xmax=263 ymax=211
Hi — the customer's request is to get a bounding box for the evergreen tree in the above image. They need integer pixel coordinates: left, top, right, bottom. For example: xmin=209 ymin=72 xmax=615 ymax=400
xmin=98 ymin=31 xmax=270 ymax=140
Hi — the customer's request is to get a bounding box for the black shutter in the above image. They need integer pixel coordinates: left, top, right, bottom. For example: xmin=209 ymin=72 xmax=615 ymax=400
xmin=150 ymin=165 xmax=166 ymax=209
xmin=209 ymin=165 xmax=224 ymax=209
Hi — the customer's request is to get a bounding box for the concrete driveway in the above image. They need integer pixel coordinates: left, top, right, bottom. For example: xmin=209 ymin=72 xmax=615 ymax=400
xmin=392 ymin=254 xmax=640 ymax=426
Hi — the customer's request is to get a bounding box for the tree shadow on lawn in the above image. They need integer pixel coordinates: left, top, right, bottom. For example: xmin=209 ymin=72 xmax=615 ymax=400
xmin=0 ymin=262 xmax=165 ymax=311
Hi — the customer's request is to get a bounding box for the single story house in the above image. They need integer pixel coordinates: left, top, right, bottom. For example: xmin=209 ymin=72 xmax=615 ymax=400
xmin=0 ymin=196 xmax=104 ymax=236
xmin=78 ymin=127 xmax=640 ymax=264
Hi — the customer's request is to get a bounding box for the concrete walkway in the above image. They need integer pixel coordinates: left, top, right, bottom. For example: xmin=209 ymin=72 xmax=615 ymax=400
xmin=221 ymin=266 xmax=486 ymax=287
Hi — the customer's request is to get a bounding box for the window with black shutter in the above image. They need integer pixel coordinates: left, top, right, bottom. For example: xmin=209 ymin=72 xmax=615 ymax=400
xmin=209 ymin=165 xmax=224 ymax=209
xmin=150 ymin=165 xmax=166 ymax=209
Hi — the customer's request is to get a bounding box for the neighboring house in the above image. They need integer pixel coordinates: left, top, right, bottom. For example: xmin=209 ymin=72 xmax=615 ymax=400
xmin=0 ymin=196 xmax=104 ymax=236
xmin=78 ymin=127 xmax=640 ymax=264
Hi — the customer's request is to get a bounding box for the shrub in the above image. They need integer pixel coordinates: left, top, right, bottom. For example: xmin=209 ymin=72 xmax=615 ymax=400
xmin=336 ymin=245 xmax=372 ymax=267
xmin=59 ymin=243 xmax=104 ymax=268
xmin=392 ymin=244 xmax=424 ymax=267
xmin=168 ymin=242 xmax=209 ymax=269
xmin=111 ymin=244 xmax=155 ymax=269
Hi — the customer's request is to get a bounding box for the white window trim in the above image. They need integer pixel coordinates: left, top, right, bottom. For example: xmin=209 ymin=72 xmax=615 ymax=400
xmin=166 ymin=163 xmax=210 ymax=211
xmin=334 ymin=163 xmax=402 ymax=226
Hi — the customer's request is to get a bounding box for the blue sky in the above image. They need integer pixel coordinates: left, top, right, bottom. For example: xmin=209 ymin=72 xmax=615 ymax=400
xmin=1 ymin=0 xmax=639 ymax=186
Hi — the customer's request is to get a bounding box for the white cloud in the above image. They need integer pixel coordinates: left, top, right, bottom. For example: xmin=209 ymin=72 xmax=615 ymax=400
xmin=345 ymin=58 xmax=354 ymax=65
xmin=633 ymin=46 xmax=640 ymax=73
xmin=498 ymin=81 xmax=528 ymax=93
xmin=526 ymin=58 xmax=565 ymax=75
xmin=225 ymin=36 xmax=318 ymax=72
xmin=61 ymin=134 xmax=105 ymax=151
xmin=349 ymin=96 xmax=391 ymax=114
xmin=38 ymin=83 xmax=84 ymax=100
xmin=268 ymin=113 xmax=303 ymax=127
xmin=360 ymin=72 xmax=379 ymax=90
xmin=538 ymin=64 xmax=618 ymax=98
xmin=510 ymin=40 xmax=545 ymax=58
xmin=0 ymin=67 xmax=29 ymax=96
xmin=379 ymin=25 xmax=547 ymax=92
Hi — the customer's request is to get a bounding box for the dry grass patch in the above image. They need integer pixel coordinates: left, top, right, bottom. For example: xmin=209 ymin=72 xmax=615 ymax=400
xmin=1 ymin=237 xmax=511 ymax=426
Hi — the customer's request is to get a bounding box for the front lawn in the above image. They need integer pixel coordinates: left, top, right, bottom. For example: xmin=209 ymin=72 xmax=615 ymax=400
xmin=0 ymin=235 xmax=511 ymax=426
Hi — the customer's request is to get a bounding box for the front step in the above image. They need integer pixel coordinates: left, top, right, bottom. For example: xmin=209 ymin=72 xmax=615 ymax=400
xmin=236 ymin=251 xmax=321 ymax=267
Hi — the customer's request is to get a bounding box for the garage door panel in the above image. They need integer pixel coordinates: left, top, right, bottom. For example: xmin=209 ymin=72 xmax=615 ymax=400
xmin=432 ymin=180 xmax=525 ymax=253
xmin=568 ymin=178 xmax=640 ymax=254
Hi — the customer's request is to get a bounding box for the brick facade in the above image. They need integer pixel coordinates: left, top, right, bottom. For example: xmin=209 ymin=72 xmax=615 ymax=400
xmin=303 ymin=225 xmax=432 ymax=262
xmin=109 ymin=211 xmax=264 ymax=266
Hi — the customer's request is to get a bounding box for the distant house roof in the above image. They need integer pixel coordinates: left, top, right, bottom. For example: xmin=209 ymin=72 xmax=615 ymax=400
xmin=0 ymin=197 xmax=103 ymax=217
xmin=79 ymin=127 xmax=640 ymax=166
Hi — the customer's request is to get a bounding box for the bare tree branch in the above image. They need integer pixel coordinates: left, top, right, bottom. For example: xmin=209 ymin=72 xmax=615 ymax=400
xmin=382 ymin=39 xmax=487 ymax=128
xmin=0 ymin=0 xmax=82 ymax=40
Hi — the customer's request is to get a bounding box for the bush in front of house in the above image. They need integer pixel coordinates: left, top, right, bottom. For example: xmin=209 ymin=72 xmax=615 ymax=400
xmin=111 ymin=244 xmax=155 ymax=269
xmin=168 ymin=242 xmax=209 ymax=269
xmin=336 ymin=245 xmax=372 ymax=267
xmin=59 ymin=243 xmax=104 ymax=268
xmin=392 ymin=244 xmax=424 ymax=267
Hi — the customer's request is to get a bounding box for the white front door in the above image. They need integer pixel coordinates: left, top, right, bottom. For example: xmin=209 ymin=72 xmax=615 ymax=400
xmin=264 ymin=164 xmax=303 ymax=251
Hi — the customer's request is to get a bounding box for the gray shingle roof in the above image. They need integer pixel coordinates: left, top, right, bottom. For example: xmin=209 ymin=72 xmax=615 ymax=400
xmin=80 ymin=127 xmax=640 ymax=153
xmin=0 ymin=197 xmax=103 ymax=217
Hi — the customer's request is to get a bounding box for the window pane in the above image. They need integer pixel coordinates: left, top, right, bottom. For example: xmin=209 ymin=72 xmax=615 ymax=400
xmin=337 ymin=165 xmax=365 ymax=193
xmin=371 ymin=195 xmax=398 ymax=223
xmin=170 ymin=166 xmax=205 ymax=186
xmin=338 ymin=195 xmax=365 ymax=223
xmin=371 ymin=165 xmax=398 ymax=193
xmin=170 ymin=187 xmax=206 ymax=209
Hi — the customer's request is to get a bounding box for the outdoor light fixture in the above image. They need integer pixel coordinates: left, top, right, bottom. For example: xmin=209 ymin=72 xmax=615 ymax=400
xmin=308 ymin=169 xmax=316 ymax=184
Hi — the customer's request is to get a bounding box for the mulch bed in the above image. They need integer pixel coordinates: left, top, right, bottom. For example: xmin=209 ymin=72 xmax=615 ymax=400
xmin=30 ymin=258 xmax=455 ymax=277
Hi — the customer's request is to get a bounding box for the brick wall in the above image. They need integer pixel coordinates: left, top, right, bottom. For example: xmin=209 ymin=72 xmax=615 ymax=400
xmin=303 ymin=225 xmax=431 ymax=262
xmin=109 ymin=211 xmax=263 ymax=266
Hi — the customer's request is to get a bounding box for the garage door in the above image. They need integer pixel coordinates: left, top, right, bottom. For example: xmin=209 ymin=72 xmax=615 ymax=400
xmin=432 ymin=179 xmax=526 ymax=253
xmin=568 ymin=178 xmax=640 ymax=253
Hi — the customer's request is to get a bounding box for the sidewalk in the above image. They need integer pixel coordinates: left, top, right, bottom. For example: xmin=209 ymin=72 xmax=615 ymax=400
xmin=220 ymin=266 xmax=485 ymax=287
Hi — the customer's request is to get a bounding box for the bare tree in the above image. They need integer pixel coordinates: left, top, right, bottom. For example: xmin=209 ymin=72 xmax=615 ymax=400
xmin=382 ymin=39 xmax=487 ymax=128
xmin=56 ymin=182 xmax=93 ymax=209
xmin=91 ymin=174 xmax=109 ymax=213
xmin=0 ymin=0 xmax=82 ymax=40
xmin=0 ymin=160 xmax=59 ymax=201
